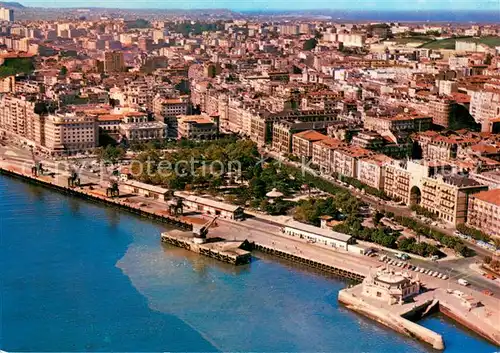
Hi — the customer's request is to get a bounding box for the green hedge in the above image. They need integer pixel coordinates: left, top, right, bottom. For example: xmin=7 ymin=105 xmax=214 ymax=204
xmin=395 ymin=216 xmax=473 ymax=257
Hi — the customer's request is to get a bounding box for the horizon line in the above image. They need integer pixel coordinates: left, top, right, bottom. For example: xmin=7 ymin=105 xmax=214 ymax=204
xmin=9 ymin=5 xmax=500 ymax=12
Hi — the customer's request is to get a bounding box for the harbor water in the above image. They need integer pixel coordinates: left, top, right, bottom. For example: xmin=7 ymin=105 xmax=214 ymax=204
xmin=0 ymin=175 xmax=497 ymax=352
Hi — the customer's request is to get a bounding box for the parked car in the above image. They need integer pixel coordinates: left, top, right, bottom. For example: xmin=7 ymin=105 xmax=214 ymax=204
xmin=395 ymin=253 xmax=410 ymax=261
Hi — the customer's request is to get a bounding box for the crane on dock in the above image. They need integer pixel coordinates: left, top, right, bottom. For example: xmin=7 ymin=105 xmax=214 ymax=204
xmin=192 ymin=216 xmax=219 ymax=244
xmin=102 ymin=164 xmax=120 ymax=198
xmin=29 ymin=146 xmax=43 ymax=177
xmin=67 ymin=157 xmax=81 ymax=188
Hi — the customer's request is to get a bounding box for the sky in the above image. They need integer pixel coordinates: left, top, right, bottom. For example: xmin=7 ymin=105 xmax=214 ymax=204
xmin=16 ymin=0 xmax=500 ymax=11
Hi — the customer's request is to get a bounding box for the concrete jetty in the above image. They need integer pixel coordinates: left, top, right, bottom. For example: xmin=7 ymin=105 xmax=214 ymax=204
xmin=161 ymin=230 xmax=251 ymax=265
xmin=339 ymin=288 xmax=445 ymax=350
xmin=339 ymin=278 xmax=500 ymax=350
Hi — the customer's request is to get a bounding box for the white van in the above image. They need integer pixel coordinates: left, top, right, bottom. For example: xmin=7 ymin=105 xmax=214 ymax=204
xmin=458 ymin=278 xmax=469 ymax=286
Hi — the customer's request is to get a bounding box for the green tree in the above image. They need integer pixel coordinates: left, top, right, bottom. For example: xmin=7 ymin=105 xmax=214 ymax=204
xmin=249 ymin=177 xmax=267 ymax=199
xmin=303 ymin=38 xmax=318 ymax=51
xmin=372 ymin=211 xmax=384 ymax=225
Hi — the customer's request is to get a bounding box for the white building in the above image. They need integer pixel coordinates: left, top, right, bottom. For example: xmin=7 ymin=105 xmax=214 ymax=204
xmin=281 ymin=219 xmax=354 ymax=251
xmin=362 ymin=268 xmax=420 ymax=305
xmin=336 ymin=32 xmax=366 ymax=48
xmin=470 ymin=88 xmax=500 ymax=131
xmin=119 ymin=121 xmax=167 ymax=142
xmin=121 ymin=180 xmax=169 ymax=201
xmin=0 ymin=7 xmax=14 ymax=22
xmin=42 ymin=113 xmax=99 ymax=156
xmin=176 ymin=192 xmax=244 ymax=220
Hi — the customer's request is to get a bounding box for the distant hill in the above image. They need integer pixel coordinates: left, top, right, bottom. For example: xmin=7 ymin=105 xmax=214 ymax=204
xmin=0 ymin=1 xmax=25 ymax=9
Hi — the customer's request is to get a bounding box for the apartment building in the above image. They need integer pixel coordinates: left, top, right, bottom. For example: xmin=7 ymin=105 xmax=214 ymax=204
xmin=103 ymin=51 xmax=125 ymax=73
xmin=332 ymin=146 xmax=372 ymax=179
xmin=0 ymin=76 xmax=15 ymax=93
xmin=384 ymin=161 xmax=412 ymax=204
xmin=291 ymin=130 xmax=328 ymax=159
xmin=152 ymin=95 xmax=190 ymax=137
xmin=0 ymin=95 xmax=40 ymax=143
xmin=153 ymin=96 xmax=189 ymax=120
xmin=97 ymin=114 xmax=122 ymax=132
xmin=336 ymin=32 xmax=366 ymax=48
xmin=43 ymin=113 xmax=99 ymax=155
xmin=312 ymin=137 xmax=345 ymax=174
xmin=177 ymin=114 xmax=218 ymax=140
xmin=420 ymin=174 xmax=487 ymax=225
xmin=469 ymin=88 xmax=500 ymax=132
xmin=428 ymin=98 xmax=456 ymax=128
xmin=0 ymin=7 xmax=14 ymax=22
xmin=364 ymin=113 xmax=432 ymax=134
xmin=351 ymin=130 xmax=385 ymax=150
xmin=120 ymin=81 xmax=156 ymax=111
xmin=250 ymin=109 xmax=338 ymax=147
xmin=272 ymin=120 xmax=337 ymax=155
xmin=467 ymin=189 xmax=500 ymax=239
xmin=301 ymin=90 xmax=342 ymax=110
xmin=357 ymin=154 xmax=393 ymax=190
xmin=426 ymin=135 xmax=478 ymax=162
xmin=279 ymin=24 xmax=300 ymax=36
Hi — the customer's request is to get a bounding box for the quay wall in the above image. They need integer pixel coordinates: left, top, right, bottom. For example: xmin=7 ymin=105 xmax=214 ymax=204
xmin=338 ymin=290 xmax=445 ymax=350
xmin=0 ymin=167 xmax=192 ymax=230
xmin=252 ymin=243 xmax=365 ymax=282
xmin=440 ymin=303 xmax=500 ymax=347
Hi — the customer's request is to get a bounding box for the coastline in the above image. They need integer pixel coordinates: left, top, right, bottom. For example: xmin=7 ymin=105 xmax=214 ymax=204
xmin=0 ymin=167 xmax=193 ymax=231
xmin=2 ymin=164 xmax=500 ymax=350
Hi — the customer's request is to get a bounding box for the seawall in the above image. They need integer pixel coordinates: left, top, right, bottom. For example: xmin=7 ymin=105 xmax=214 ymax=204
xmin=338 ymin=289 xmax=445 ymax=350
xmin=440 ymin=303 xmax=500 ymax=347
xmin=0 ymin=167 xmax=192 ymax=230
xmin=252 ymin=243 xmax=365 ymax=282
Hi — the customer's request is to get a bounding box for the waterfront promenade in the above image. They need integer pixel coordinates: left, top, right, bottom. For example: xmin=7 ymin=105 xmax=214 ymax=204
xmin=1 ymin=155 xmax=500 ymax=349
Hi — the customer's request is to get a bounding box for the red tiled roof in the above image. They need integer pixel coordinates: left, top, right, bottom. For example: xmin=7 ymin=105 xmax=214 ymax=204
xmin=98 ymin=114 xmax=123 ymax=121
xmin=293 ymin=130 xmax=328 ymax=142
xmin=473 ymin=189 xmax=500 ymax=207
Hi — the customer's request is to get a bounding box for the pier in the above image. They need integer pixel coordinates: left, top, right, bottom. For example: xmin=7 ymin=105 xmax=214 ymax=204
xmin=339 ymin=277 xmax=500 ymax=350
xmin=161 ymin=230 xmax=251 ymax=265
xmin=338 ymin=288 xmax=445 ymax=350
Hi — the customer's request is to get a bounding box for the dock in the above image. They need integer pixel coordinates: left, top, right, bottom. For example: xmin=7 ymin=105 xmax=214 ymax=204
xmin=0 ymin=165 xmax=192 ymax=230
xmin=339 ymin=287 xmax=445 ymax=350
xmin=339 ymin=280 xmax=500 ymax=350
xmin=252 ymin=243 xmax=365 ymax=282
xmin=161 ymin=230 xmax=251 ymax=265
